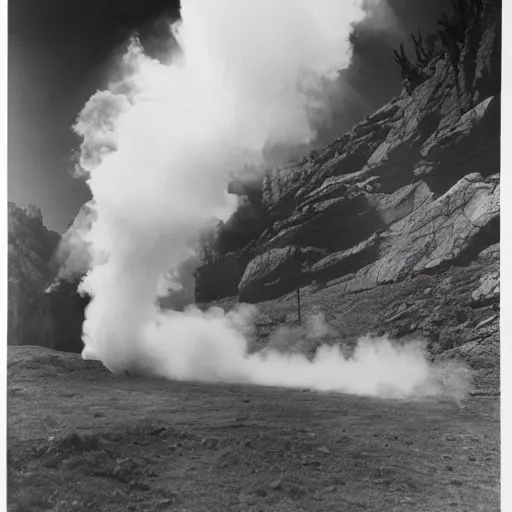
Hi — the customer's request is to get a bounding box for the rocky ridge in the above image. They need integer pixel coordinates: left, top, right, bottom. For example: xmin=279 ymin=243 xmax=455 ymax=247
xmin=194 ymin=1 xmax=501 ymax=391
xmin=7 ymin=203 xmax=87 ymax=352
xmin=8 ymin=203 xmax=60 ymax=348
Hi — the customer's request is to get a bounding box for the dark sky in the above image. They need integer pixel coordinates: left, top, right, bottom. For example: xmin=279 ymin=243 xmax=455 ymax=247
xmin=8 ymin=0 xmax=451 ymax=233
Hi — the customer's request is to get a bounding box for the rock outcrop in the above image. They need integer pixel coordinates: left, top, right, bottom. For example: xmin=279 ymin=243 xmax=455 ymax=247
xmin=195 ymin=3 xmax=500 ymax=304
xmin=307 ymin=233 xmax=381 ymax=284
xmin=8 ymin=203 xmax=60 ymax=348
xmin=238 ymin=246 xmax=325 ymax=304
xmin=8 ymin=203 xmax=88 ymax=352
xmin=340 ymin=172 xmax=499 ymax=295
xmin=195 ymin=3 xmax=501 ymax=390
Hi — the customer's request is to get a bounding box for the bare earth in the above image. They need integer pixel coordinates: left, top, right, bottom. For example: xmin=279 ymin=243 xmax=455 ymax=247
xmin=8 ymin=346 xmax=499 ymax=512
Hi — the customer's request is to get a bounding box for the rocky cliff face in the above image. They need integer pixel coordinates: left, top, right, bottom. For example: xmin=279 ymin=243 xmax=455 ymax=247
xmin=8 ymin=203 xmax=60 ymax=348
xmin=195 ymin=2 xmax=501 ymax=390
xmin=8 ymin=203 xmax=88 ymax=352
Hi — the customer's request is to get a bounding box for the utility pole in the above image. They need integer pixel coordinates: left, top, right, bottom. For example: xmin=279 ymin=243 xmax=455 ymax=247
xmin=296 ymin=287 xmax=301 ymax=324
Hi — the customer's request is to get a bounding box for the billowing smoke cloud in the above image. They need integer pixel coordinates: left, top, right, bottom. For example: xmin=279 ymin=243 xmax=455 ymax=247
xmin=72 ymin=0 xmax=471 ymax=400
xmin=359 ymin=0 xmax=404 ymax=37
xmin=53 ymin=201 xmax=97 ymax=282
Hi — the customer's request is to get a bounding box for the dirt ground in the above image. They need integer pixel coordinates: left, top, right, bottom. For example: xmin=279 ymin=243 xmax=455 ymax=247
xmin=7 ymin=346 xmax=499 ymax=512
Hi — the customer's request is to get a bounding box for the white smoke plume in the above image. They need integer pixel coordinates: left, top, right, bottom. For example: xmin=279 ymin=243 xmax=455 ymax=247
xmin=73 ymin=0 xmax=471 ymax=400
xmin=54 ymin=201 xmax=97 ymax=282
xmin=359 ymin=0 xmax=403 ymax=38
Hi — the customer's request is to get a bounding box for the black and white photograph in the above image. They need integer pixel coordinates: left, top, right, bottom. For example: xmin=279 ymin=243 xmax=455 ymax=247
xmin=5 ymin=0 xmax=505 ymax=510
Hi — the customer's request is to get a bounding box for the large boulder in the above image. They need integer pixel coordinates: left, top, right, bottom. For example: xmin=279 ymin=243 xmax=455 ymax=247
xmin=342 ymin=173 xmax=499 ymax=294
xmin=263 ymin=195 xmax=384 ymax=253
xmin=417 ymin=95 xmax=500 ymax=193
xmin=368 ymin=181 xmax=433 ymax=228
xmin=477 ymin=243 xmax=499 ymax=261
xmin=298 ymin=174 xmax=379 ymax=208
xmin=259 ymin=174 xmax=383 ymax=253
xmin=259 ymin=179 xmax=432 ymax=256
xmin=308 ymin=233 xmax=381 ymax=284
xmin=471 ymin=266 xmax=499 ymax=308
xmin=238 ymin=246 xmax=302 ymax=303
xmin=238 ymin=246 xmax=323 ymax=303
xmin=421 ymin=96 xmax=499 ymax=159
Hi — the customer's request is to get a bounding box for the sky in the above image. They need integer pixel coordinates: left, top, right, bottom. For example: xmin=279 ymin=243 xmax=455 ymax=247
xmin=8 ymin=0 xmax=452 ymax=233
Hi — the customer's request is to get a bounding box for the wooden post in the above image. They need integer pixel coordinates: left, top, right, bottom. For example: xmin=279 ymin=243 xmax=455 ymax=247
xmin=296 ymin=288 xmax=301 ymax=324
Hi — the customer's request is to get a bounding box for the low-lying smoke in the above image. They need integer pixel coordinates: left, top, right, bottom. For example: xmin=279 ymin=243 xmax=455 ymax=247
xmin=83 ymin=305 xmax=472 ymax=400
xmin=73 ymin=0 xmax=471 ymax=400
